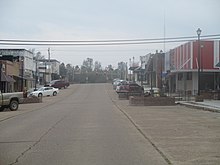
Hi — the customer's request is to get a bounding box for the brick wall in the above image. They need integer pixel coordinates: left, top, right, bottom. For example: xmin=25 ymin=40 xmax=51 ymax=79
xmin=129 ymin=96 xmax=176 ymax=106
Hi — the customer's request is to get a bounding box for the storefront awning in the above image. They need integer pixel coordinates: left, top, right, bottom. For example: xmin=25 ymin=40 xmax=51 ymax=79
xmin=13 ymin=75 xmax=35 ymax=81
xmin=0 ymin=72 xmax=16 ymax=82
xmin=215 ymin=62 xmax=220 ymax=67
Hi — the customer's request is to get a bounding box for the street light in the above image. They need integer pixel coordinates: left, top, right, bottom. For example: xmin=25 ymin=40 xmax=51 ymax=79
xmin=129 ymin=58 xmax=131 ymax=81
xmin=21 ymin=57 xmax=24 ymax=92
xmin=197 ymin=28 xmax=202 ymax=95
xmin=150 ymin=55 xmax=154 ymax=96
xmin=132 ymin=56 xmax=135 ymax=82
xmin=35 ymin=58 xmax=38 ymax=90
xmin=44 ymin=61 xmax=47 ymax=85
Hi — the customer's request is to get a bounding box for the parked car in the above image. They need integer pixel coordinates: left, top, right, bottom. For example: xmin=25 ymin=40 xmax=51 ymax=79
xmin=112 ymin=78 xmax=120 ymax=84
xmin=29 ymin=87 xmax=59 ymax=97
xmin=144 ymin=87 xmax=160 ymax=97
xmin=27 ymin=88 xmax=38 ymax=97
xmin=116 ymin=83 xmax=144 ymax=94
xmin=113 ymin=79 xmax=121 ymax=90
xmin=115 ymin=81 xmax=129 ymax=92
xmin=113 ymin=80 xmax=127 ymax=90
xmin=47 ymin=80 xmax=70 ymax=89
xmin=0 ymin=91 xmax=24 ymax=111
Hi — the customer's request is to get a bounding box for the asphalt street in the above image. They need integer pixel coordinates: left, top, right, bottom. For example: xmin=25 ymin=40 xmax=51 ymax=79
xmin=0 ymin=84 xmax=167 ymax=165
xmin=0 ymin=84 xmax=220 ymax=165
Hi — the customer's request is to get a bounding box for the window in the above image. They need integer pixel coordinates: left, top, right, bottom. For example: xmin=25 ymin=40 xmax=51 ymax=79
xmin=186 ymin=72 xmax=192 ymax=80
xmin=178 ymin=73 xmax=183 ymax=81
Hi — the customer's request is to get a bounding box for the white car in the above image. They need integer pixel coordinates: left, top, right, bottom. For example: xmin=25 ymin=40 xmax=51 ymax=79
xmin=144 ymin=87 xmax=160 ymax=97
xmin=29 ymin=87 xmax=59 ymax=97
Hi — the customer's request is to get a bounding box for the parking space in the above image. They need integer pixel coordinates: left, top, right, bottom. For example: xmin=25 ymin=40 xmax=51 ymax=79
xmin=0 ymin=84 xmax=78 ymax=122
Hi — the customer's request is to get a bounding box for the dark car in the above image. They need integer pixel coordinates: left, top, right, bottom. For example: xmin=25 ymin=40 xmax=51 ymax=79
xmin=48 ymin=80 xmax=70 ymax=89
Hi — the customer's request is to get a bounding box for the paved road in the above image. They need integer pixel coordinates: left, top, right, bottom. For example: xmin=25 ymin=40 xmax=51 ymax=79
xmin=0 ymin=84 xmax=168 ymax=165
xmin=1 ymin=84 xmax=220 ymax=165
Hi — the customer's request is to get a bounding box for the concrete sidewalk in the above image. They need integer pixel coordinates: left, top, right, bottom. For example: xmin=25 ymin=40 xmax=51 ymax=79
xmin=178 ymin=99 xmax=220 ymax=113
xmin=114 ymin=101 xmax=220 ymax=165
xmin=107 ymin=84 xmax=220 ymax=165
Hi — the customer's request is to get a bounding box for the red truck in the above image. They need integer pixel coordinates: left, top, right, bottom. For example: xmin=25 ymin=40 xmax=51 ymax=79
xmin=48 ymin=80 xmax=70 ymax=89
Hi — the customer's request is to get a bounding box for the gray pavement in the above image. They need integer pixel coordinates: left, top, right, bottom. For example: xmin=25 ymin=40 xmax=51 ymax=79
xmin=0 ymin=84 xmax=168 ymax=165
xmin=178 ymin=100 xmax=220 ymax=113
xmin=0 ymin=84 xmax=220 ymax=165
xmin=107 ymin=84 xmax=220 ymax=165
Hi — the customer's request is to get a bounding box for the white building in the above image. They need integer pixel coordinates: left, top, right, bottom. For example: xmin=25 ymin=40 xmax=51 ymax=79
xmin=0 ymin=49 xmax=34 ymax=90
xmin=38 ymin=59 xmax=60 ymax=85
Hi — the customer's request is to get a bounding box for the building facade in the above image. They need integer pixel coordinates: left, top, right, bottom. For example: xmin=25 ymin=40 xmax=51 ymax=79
xmin=38 ymin=59 xmax=60 ymax=85
xmin=118 ymin=62 xmax=127 ymax=80
xmin=165 ymin=40 xmax=220 ymax=95
xmin=139 ymin=51 xmax=164 ymax=90
xmin=0 ymin=49 xmax=35 ymax=92
xmin=0 ymin=60 xmax=18 ymax=92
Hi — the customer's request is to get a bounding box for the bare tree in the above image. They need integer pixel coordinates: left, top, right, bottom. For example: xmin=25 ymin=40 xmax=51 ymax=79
xmin=94 ymin=61 xmax=102 ymax=71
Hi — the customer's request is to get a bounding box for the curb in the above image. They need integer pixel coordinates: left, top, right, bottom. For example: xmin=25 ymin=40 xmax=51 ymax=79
xmin=178 ymin=102 xmax=220 ymax=113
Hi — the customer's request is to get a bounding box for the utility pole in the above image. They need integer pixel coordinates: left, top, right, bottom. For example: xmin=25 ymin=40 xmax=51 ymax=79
xmin=197 ymin=28 xmax=202 ymax=96
xmin=140 ymin=56 xmax=143 ymax=86
xmin=44 ymin=61 xmax=47 ymax=85
xmin=48 ymin=48 xmax=51 ymax=82
xmin=133 ymin=56 xmax=135 ymax=82
xmin=129 ymin=58 xmax=131 ymax=81
xmin=21 ymin=57 xmax=24 ymax=92
xmin=35 ymin=57 xmax=38 ymax=90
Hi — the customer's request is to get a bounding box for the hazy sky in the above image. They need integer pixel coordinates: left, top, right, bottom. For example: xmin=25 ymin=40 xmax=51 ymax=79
xmin=0 ymin=0 xmax=220 ymax=68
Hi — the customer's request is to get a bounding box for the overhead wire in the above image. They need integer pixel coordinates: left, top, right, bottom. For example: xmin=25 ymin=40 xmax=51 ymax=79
xmin=0 ymin=34 xmax=219 ymax=46
xmin=0 ymin=38 xmax=220 ymax=46
xmin=0 ymin=34 xmax=220 ymax=43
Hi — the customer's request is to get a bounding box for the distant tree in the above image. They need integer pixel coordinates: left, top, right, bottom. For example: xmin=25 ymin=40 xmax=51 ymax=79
xmin=59 ymin=63 xmax=66 ymax=79
xmin=107 ymin=64 xmax=113 ymax=71
xmin=66 ymin=64 xmax=74 ymax=82
xmin=34 ymin=51 xmax=45 ymax=60
xmin=82 ymin=58 xmax=93 ymax=72
xmin=105 ymin=64 xmax=114 ymax=80
xmin=94 ymin=61 xmax=102 ymax=71
xmin=75 ymin=65 xmax=80 ymax=72
xmin=81 ymin=65 xmax=87 ymax=74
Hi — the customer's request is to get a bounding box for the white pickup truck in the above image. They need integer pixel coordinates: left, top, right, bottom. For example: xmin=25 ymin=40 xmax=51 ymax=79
xmin=0 ymin=91 xmax=24 ymax=111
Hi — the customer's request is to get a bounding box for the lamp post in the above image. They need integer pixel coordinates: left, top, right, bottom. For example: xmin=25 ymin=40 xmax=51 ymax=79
xmin=129 ymin=58 xmax=131 ymax=81
xmin=150 ymin=56 xmax=154 ymax=96
xmin=21 ymin=57 xmax=24 ymax=92
xmin=44 ymin=61 xmax=47 ymax=85
xmin=35 ymin=58 xmax=38 ymax=90
xmin=132 ymin=56 xmax=135 ymax=82
xmin=140 ymin=56 xmax=143 ymax=87
xmin=197 ymin=28 xmax=202 ymax=96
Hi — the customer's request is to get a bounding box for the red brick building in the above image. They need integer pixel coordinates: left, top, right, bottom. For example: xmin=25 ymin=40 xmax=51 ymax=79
xmin=166 ymin=40 xmax=220 ymax=95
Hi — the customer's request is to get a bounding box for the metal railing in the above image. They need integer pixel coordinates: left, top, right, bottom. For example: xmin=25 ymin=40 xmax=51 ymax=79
xmin=167 ymin=90 xmax=220 ymax=101
xmin=166 ymin=90 xmax=197 ymax=101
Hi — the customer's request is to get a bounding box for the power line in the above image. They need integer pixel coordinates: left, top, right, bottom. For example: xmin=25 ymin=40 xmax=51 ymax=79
xmin=0 ymin=34 xmax=219 ymax=47
xmin=0 ymin=34 xmax=220 ymax=43
xmin=49 ymin=49 xmax=155 ymax=52
xmin=0 ymin=37 xmax=220 ymax=46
